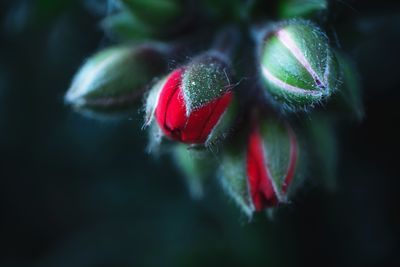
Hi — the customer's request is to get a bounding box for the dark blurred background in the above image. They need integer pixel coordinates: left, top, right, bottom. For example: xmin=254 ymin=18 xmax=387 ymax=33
xmin=1 ymin=0 xmax=399 ymax=266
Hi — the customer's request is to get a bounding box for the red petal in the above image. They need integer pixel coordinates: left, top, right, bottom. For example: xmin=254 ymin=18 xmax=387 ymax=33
xmin=155 ymin=68 xmax=187 ymax=141
xmin=155 ymin=68 xmax=232 ymax=144
xmin=183 ymin=91 xmax=233 ymax=143
xmin=246 ymin=124 xmax=278 ymax=211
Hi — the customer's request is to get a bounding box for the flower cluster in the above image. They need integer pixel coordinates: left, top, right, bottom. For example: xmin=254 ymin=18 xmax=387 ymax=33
xmin=65 ymin=0 xmax=363 ymax=219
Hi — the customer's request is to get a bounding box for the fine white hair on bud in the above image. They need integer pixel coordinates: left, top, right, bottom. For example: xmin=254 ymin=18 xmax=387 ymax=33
xmin=65 ymin=44 xmax=167 ymax=117
xmin=256 ymin=19 xmax=340 ymax=111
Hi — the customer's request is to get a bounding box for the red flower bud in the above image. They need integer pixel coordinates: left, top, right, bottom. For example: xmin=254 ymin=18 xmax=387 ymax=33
xmin=246 ymin=117 xmax=298 ymax=211
xmin=151 ymin=53 xmax=234 ymax=145
xmin=219 ymin=114 xmax=300 ymax=217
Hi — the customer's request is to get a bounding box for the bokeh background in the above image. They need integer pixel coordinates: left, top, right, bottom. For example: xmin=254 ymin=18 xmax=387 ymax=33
xmin=1 ymin=0 xmax=399 ymax=266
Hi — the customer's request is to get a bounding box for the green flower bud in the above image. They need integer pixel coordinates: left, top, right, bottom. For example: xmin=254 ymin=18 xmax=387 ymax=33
xmin=258 ymin=20 xmax=340 ymax=111
xmin=172 ymin=144 xmax=216 ymax=199
xmin=65 ymin=44 xmax=167 ymax=118
xmin=278 ymin=0 xmax=328 ymax=19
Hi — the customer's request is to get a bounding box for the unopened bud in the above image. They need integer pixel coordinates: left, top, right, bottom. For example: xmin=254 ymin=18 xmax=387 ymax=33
xmin=257 ymin=20 xmax=340 ymax=111
xmin=65 ymin=44 xmax=167 ymax=117
xmin=246 ymin=116 xmax=299 ymax=210
xmin=144 ymin=52 xmax=236 ymax=146
xmin=220 ymin=113 xmax=301 ymax=217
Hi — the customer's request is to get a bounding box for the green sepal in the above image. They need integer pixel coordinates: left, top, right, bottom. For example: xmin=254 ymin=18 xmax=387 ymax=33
xmin=218 ymin=125 xmax=255 ymax=218
xmin=146 ymin=119 xmax=164 ymax=155
xmin=205 ymin=95 xmax=238 ymax=148
xmin=182 ymin=52 xmax=231 ymax=115
xmin=258 ymin=116 xmax=294 ymax=200
xmin=143 ymin=75 xmax=168 ymax=127
xmin=219 ymin=142 xmax=254 ymax=218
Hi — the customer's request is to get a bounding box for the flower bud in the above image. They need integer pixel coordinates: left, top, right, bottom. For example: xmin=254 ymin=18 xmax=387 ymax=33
xmin=246 ymin=116 xmax=299 ymax=210
xmin=145 ymin=52 xmax=235 ymax=146
xmin=65 ymin=44 xmax=167 ymax=117
xmin=258 ymin=20 xmax=339 ymax=110
xmin=220 ymin=114 xmax=300 ymax=216
xmin=278 ymin=0 xmax=328 ymax=19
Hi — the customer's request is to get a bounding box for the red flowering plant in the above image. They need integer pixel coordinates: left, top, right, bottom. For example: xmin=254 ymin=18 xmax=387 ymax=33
xmin=65 ymin=0 xmax=363 ymax=219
